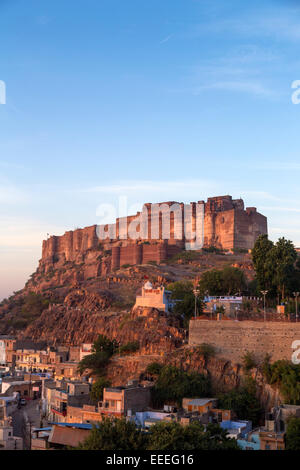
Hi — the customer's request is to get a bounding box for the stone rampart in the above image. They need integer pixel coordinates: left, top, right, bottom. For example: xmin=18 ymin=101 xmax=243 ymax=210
xmin=189 ymin=320 xmax=300 ymax=363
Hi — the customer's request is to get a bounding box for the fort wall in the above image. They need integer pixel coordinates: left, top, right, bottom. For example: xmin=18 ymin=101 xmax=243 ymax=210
xmin=41 ymin=195 xmax=267 ymax=268
xmin=189 ymin=320 xmax=300 ymax=363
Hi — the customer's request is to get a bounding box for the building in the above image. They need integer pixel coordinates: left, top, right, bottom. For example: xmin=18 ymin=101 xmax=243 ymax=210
xmin=220 ymin=420 xmax=252 ymax=439
xmin=32 ymin=423 xmax=92 ymax=449
xmin=98 ymin=383 xmax=151 ymax=418
xmin=0 ymin=404 xmax=23 ymax=450
xmin=47 ymin=380 xmax=91 ymax=423
xmin=0 ymin=396 xmax=19 ymax=416
xmin=79 ymin=344 xmax=93 ymax=361
xmin=182 ymin=398 xmax=218 ymax=414
xmin=0 ymin=336 xmax=14 ymax=366
xmin=134 ymin=282 xmax=173 ymax=312
xmin=265 ymin=404 xmax=300 ymax=432
xmin=259 ymin=430 xmax=285 ymax=450
xmin=54 ymin=362 xmax=80 ymax=381
xmin=204 ymin=296 xmax=244 ymax=317
xmin=237 ymin=431 xmax=261 ymax=451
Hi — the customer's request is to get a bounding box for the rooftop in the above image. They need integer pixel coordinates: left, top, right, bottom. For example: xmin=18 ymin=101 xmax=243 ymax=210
xmin=187 ymin=398 xmax=216 ymax=406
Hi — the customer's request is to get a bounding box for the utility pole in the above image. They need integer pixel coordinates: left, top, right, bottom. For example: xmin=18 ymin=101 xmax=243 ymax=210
xmin=294 ymin=292 xmax=299 ymax=322
xmin=193 ymin=289 xmax=200 ymax=320
xmin=261 ymin=290 xmax=268 ymax=322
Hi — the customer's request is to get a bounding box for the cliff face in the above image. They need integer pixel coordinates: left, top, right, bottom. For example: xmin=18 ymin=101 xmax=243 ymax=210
xmin=106 ymin=347 xmax=282 ymax=410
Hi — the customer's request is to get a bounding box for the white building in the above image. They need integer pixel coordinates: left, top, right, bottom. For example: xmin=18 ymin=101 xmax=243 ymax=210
xmin=134 ymin=281 xmax=174 ymax=312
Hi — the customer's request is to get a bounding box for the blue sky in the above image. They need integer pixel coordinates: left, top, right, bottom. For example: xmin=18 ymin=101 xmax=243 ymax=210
xmin=1 ymin=0 xmax=300 ymax=299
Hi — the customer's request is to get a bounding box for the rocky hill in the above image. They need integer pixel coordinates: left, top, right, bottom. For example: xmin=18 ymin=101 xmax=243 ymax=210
xmin=0 ymin=244 xmax=255 ymax=340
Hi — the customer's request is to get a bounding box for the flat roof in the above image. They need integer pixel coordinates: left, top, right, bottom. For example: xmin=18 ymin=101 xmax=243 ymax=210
xmin=187 ymin=398 xmax=216 ymax=406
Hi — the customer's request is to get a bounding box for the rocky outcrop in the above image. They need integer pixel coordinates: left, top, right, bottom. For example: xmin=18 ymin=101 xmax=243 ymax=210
xmin=22 ymin=305 xmax=185 ymax=353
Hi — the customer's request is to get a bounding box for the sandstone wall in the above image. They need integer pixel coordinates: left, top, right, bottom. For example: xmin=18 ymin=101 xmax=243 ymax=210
xmin=41 ymin=195 xmax=267 ymax=267
xmin=234 ymin=208 xmax=268 ymax=250
xmin=42 ymin=225 xmax=99 ymax=262
xmin=189 ymin=320 xmax=300 ymax=363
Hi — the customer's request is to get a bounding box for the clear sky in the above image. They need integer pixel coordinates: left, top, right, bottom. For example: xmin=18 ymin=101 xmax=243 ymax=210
xmin=1 ymin=0 xmax=300 ymax=300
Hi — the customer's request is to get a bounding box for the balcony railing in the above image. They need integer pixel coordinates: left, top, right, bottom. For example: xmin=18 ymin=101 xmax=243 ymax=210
xmin=51 ymin=406 xmax=67 ymax=417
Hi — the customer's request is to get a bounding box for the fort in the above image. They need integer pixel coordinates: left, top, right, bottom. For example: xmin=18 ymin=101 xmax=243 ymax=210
xmin=41 ymin=195 xmax=267 ymax=270
xmin=189 ymin=319 xmax=300 ymax=363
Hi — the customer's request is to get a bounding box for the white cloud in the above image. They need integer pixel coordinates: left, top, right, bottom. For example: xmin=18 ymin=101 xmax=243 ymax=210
xmin=160 ymin=34 xmax=173 ymax=44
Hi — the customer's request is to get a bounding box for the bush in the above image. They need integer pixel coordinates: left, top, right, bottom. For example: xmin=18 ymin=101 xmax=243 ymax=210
xmin=170 ymin=251 xmax=200 ymax=264
xmin=263 ymin=360 xmax=300 ymax=404
xmin=242 ymin=351 xmax=257 ymax=371
xmin=198 ymin=343 xmax=216 ymax=361
xmin=118 ymin=341 xmax=140 ymax=355
xmin=146 ymin=362 xmax=163 ymax=376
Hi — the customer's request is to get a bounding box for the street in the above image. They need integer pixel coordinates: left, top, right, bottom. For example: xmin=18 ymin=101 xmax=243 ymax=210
xmin=12 ymin=399 xmax=41 ymax=450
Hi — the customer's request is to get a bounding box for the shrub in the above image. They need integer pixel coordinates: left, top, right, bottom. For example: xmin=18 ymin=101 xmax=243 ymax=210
xmin=118 ymin=341 xmax=140 ymax=355
xmin=198 ymin=343 xmax=216 ymax=361
xmin=242 ymin=351 xmax=257 ymax=371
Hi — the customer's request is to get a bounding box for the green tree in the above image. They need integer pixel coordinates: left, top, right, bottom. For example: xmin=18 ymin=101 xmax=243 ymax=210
xmin=198 ymin=267 xmax=246 ymax=296
xmin=90 ymin=377 xmax=111 ymax=402
xmin=92 ymin=334 xmax=118 ymax=355
xmin=252 ymin=235 xmax=299 ymax=300
xmin=218 ymin=379 xmax=262 ymax=425
xmin=77 ymin=335 xmax=118 ymax=376
xmin=77 ymin=351 xmax=111 ymax=376
xmin=269 ymin=237 xmax=298 ymax=300
xmin=167 ymin=281 xmax=204 ymax=326
xmin=151 ymin=365 xmax=211 ymax=407
xmin=147 ymin=421 xmax=239 ymax=450
xmin=77 ymin=418 xmax=147 ymax=450
xmin=286 ymin=417 xmax=300 ymax=450
xmin=252 ymin=234 xmax=274 ymax=292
